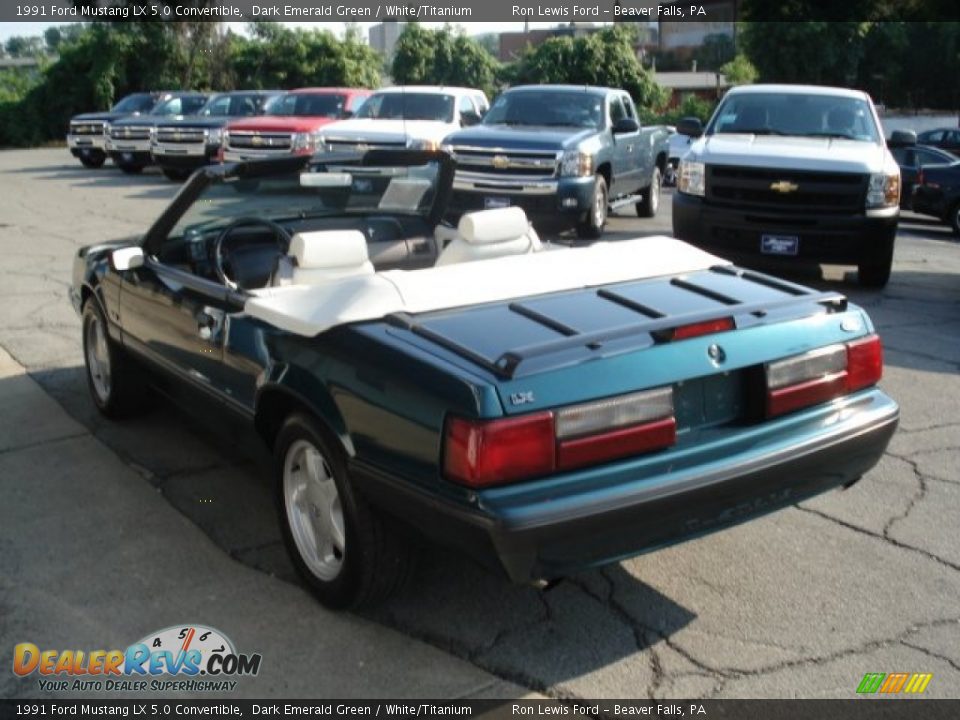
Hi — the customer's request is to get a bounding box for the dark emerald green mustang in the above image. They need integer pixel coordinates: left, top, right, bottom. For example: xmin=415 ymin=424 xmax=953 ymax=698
xmin=71 ymin=150 xmax=899 ymax=609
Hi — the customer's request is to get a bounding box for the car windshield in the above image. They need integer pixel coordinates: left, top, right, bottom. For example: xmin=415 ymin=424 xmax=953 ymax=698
xmin=169 ymin=159 xmax=442 ymax=240
xmin=354 ymin=93 xmax=454 ymax=123
xmin=483 ymin=91 xmax=604 ymax=129
xmin=707 ymin=93 xmax=881 ymax=142
xmin=265 ymin=93 xmax=347 ymax=118
xmin=111 ymin=94 xmax=157 ymax=113
xmin=153 ymin=96 xmax=208 ymax=116
xmin=199 ymin=94 xmax=264 ymax=118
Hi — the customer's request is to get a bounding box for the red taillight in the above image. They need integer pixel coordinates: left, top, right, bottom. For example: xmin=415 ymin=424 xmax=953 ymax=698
xmin=443 ymin=387 xmax=677 ymax=488
xmin=556 ymin=417 xmax=677 ymax=471
xmin=846 ymin=334 xmax=883 ymax=392
xmin=443 ymin=413 xmax=555 ymax=488
xmin=657 ymin=317 xmax=735 ymax=342
xmin=766 ymin=334 xmax=883 ymax=417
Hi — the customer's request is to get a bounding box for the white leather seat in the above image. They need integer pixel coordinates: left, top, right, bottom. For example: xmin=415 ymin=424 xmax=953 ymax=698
xmin=274 ymin=230 xmax=374 ymax=286
xmin=435 ymin=207 xmax=542 ymax=266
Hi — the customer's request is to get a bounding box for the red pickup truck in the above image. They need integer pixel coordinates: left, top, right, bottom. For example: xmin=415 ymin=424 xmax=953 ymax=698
xmin=222 ymin=88 xmax=371 ymax=162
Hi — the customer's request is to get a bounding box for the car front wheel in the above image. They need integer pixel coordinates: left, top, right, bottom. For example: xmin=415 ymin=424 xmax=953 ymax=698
xmin=117 ymin=162 xmax=145 ymax=175
xmin=576 ymin=174 xmax=608 ymax=240
xmin=275 ymin=413 xmax=412 ymax=609
xmin=78 ymin=152 xmax=106 ymax=169
xmin=636 ymin=166 xmax=662 ymax=218
xmin=82 ymin=299 xmax=149 ymax=417
xmin=858 ymin=233 xmax=895 ymax=288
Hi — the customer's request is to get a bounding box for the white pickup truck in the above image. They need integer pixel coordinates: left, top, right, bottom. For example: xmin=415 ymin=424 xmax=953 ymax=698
xmin=672 ymin=84 xmax=902 ymax=287
xmin=317 ymin=86 xmax=489 ymax=153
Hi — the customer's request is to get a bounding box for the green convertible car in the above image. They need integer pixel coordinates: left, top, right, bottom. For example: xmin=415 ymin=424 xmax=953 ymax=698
xmin=71 ymin=150 xmax=899 ymax=608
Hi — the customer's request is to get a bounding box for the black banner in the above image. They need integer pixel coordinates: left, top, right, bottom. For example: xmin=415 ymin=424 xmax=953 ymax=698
xmin=2 ymin=700 xmax=960 ymax=720
xmin=2 ymin=0 xmax=959 ymax=23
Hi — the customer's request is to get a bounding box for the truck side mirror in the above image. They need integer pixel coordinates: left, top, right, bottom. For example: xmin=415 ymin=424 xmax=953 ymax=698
xmin=888 ymin=130 xmax=916 ymax=147
xmin=460 ymin=110 xmax=481 ymax=127
xmin=612 ymin=117 xmax=640 ymax=134
xmin=677 ymin=117 xmax=704 ymax=138
xmin=111 ymin=247 xmax=144 ymax=272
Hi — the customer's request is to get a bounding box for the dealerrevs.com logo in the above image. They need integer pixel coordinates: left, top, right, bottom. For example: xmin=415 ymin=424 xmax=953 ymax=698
xmin=13 ymin=625 xmax=262 ymax=693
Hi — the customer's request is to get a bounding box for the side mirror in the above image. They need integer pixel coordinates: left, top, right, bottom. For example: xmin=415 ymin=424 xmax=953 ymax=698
xmin=111 ymin=246 xmax=144 ymax=272
xmin=677 ymin=117 xmax=704 ymax=138
xmin=341 ymin=109 xmax=355 ymax=119
xmin=889 ymin=130 xmax=916 ymax=147
xmin=612 ymin=117 xmax=640 ymax=135
xmin=460 ymin=111 xmax=481 ymax=127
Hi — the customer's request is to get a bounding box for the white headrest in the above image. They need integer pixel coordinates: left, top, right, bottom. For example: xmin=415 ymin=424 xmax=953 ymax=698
xmin=458 ymin=207 xmax=530 ymax=245
xmin=290 ymin=230 xmax=369 ymax=270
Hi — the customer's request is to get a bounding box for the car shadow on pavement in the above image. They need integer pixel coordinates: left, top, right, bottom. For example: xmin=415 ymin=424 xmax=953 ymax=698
xmin=28 ymin=363 xmax=698 ymax=690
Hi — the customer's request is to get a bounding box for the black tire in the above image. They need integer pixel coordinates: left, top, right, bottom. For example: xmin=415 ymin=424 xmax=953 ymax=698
xmin=78 ymin=152 xmax=106 ymax=169
xmin=575 ymin=174 xmax=608 ymax=240
xmin=162 ymin=167 xmax=191 ymax=182
xmin=81 ymin=299 xmax=149 ymax=418
xmin=636 ymin=165 xmax=662 ymax=218
xmin=117 ymin=162 xmax=145 ymax=175
xmin=274 ymin=413 xmax=413 ymax=609
xmin=949 ymin=202 xmax=960 ymax=238
xmin=858 ymin=234 xmax=895 ymax=288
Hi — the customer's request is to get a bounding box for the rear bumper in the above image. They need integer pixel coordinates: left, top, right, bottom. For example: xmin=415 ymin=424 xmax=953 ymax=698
xmin=448 ymin=174 xmax=595 ymax=220
xmin=672 ymin=191 xmax=898 ymax=265
xmin=353 ymin=389 xmax=898 ymax=582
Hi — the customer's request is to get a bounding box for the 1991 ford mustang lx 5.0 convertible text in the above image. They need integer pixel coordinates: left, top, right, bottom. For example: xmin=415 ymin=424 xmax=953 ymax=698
xmin=70 ymin=150 xmax=899 ymax=608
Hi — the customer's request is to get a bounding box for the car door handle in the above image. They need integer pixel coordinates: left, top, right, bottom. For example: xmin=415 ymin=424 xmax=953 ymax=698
xmin=196 ymin=307 xmax=224 ymax=342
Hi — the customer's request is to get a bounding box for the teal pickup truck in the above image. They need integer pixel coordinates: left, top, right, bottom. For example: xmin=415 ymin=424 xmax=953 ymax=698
xmin=444 ymin=85 xmax=671 ymax=238
xmin=71 ymin=149 xmax=898 ymax=609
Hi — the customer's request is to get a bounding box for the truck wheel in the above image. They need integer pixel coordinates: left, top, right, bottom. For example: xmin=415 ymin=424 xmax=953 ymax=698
xmin=162 ymin=168 xmax=191 ymax=182
xmin=636 ymin=166 xmax=662 ymax=218
xmin=82 ymin=299 xmax=150 ymax=418
xmin=858 ymin=234 xmax=895 ymax=288
xmin=79 ymin=152 xmax=106 ymax=169
xmin=117 ymin=162 xmax=145 ymax=175
xmin=275 ymin=413 xmax=413 ymax=609
xmin=576 ymin=174 xmax=608 ymax=240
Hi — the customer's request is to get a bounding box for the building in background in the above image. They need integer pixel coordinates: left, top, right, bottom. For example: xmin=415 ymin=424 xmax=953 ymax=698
xmin=654 ymin=71 xmax=731 ymax=108
xmin=658 ymin=0 xmax=736 ymax=57
xmin=368 ymin=21 xmax=405 ymax=62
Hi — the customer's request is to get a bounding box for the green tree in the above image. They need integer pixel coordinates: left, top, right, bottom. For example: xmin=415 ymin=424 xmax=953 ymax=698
xmin=512 ymin=25 xmax=667 ymax=112
xmin=4 ymin=36 xmax=44 ymax=58
xmin=720 ymin=54 xmax=758 ymax=86
xmin=391 ymin=24 xmax=501 ymax=98
xmin=694 ymin=33 xmax=735 ymax=70
xmin=740 ymin=22 xmax=871 ymax=86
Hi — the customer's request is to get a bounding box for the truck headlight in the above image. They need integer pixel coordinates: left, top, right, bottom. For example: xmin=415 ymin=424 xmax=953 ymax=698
xmin=206 ymin=128 xmax=222 ymax=146
xmin=677 ymin=160 xmax=705 ymax=197
xmin=292 ymin=132 xmax=317 ymax=153
xmin=408 ymin=138 xmax=440 ymax=151
xmin=560 ymin=150 xmax=594 ymax=177
xmin=866 ymin=171 xmax=900 ymax=208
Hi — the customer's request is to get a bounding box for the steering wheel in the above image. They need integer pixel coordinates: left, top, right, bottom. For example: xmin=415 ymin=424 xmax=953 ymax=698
xmin=213 ymin=217 xmax=292 ymax=291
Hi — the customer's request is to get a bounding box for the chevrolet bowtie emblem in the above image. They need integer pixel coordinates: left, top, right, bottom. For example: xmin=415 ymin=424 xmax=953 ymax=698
xmin=356 ymin=143 xmax=369 ymax=152
xmin=251 ymin=135 xmax=263 ymax=146
xmin=491 ymin=155 xmax=510 ymax=170
xmin=770 ymin=180 xmax=799 ymax=193
xmin=174 ymin=131 xmax=181 ymax=140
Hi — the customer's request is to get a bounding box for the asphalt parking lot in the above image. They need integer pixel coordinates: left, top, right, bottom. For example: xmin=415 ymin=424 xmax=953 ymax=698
xmin=2 ymin=148 xmax=959 ymax=700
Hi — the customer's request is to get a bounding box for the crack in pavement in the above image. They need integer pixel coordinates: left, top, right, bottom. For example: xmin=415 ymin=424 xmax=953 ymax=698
xmin=880 ymin=452 xmax=929 ymax=538
xmin=900 ymin=640 xmax=960 ymax=673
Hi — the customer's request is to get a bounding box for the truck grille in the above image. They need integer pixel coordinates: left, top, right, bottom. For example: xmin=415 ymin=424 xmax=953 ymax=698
xmin=450 ymin=147 xmax=559 ymax=178
xmin=155 ymin=127 xmax=206 ymax=144
xmin=707 ymin=165 xmax=867 ymax=214
xmin=226 ymin=131 xmax=292 ymax=151
xmin=70 ymin=121 xmax=105 ymax=136
xmin=110 ymin=126 xmax=151 ymax=141
xmin=325 ymin=138 xmax=407 ymax=152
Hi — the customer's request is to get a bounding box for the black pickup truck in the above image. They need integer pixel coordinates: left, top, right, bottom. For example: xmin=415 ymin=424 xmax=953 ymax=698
xmin=107 ymin=92 xmax=210 ymax=174
xmin=443 ymin=85 xmax=671 ymax=239
xmin=66 ymin=92 xmax=167 ymax=169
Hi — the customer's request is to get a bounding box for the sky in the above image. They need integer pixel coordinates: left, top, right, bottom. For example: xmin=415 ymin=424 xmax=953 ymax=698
xmin=0 ymin=21 xmax=607 ymax=43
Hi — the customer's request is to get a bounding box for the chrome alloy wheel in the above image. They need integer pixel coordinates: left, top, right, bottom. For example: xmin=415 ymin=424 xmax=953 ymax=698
xmin=650 ymin=168 xmax=661 ymax=214
xmin=84 ymin=311 xmax=112 ymax=404
xmin=283 ymin=439 xmax=346 ymax=581
xmin=593 ymin=180 xmax=608 ymax=228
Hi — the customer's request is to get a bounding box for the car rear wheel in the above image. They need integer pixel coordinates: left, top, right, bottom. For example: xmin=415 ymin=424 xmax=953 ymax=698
xmin=949 ymin=202 xmax=960 ymax=237
xmin=636 ymin=166 xmax=662 ymax=218
xmin=858 ymin=234 xmax=895 ymax=288
xmin=78 ymin=152 xmax=106 ymax=169
xmin=82 ymin=299 xmax=149 ymax=417
xmin=576 ymin=174 xmax=608 ymax=240
xmin=275 ymin=413 xmax=413 ymax=609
